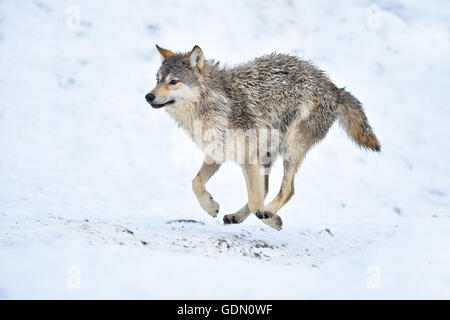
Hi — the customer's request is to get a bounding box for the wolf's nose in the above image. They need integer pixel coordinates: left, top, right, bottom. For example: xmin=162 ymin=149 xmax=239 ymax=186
xmin=145 ymin=93 xmax=155 ymax=103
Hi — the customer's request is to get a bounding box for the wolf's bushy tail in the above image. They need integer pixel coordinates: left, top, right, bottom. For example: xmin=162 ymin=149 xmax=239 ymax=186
xmin=337 ymin=88 xmax=381 ymax=152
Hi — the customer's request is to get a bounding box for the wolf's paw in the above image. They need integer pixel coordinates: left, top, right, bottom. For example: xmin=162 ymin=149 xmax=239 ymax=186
xmin=223 ymin=214 xmax=243 ymax=224
xmin=199 ymin=193 xmax=219 ymax=218
xmin=264 ymin=215 xmax=283 ymax=231
xmin=255 ymin=210 xmax=274 ymax=220
xmin=255 ymin=211 xmax=283 ymax=231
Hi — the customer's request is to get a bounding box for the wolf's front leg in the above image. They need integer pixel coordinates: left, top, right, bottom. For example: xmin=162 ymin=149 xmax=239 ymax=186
xmin=192 ymin=158 xmax=221 ymax=217
xmin=241 ymin=163 xmax=283 ymax=230
xmin=224 ymin=172 xmax=271 ymax=224
xmin=241 ymin=164 xmax=265 ymax=215
xmin=224 ymin=154 xmax=274 ymax=225
xmin=223 ymin=204 xmax=251 ymax=224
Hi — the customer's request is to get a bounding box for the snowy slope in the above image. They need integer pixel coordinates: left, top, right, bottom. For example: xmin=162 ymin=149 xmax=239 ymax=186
xmin=0 ymin=0 xmax=449 ymax=299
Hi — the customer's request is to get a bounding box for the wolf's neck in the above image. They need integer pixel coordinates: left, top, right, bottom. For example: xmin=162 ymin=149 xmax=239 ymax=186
xmin=166 ymin=103 xmax=200 ymax=137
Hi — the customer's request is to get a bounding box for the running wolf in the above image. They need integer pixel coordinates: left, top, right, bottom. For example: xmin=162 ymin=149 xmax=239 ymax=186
xmin=145 ymin=45 xmax=380 ymax=230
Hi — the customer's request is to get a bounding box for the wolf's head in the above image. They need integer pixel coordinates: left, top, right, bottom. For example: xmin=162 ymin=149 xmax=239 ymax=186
xmin=145 ymin=45 xmax=205 ymax=110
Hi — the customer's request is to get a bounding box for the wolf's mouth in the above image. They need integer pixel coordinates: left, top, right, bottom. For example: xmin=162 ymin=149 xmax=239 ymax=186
xmin=150 ymin=100 xmax=175 ymax=108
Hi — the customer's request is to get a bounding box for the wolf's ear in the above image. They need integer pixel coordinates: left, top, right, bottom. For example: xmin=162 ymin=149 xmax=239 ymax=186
xmin=184 ymin=45 xmax=204 ymax=73
xmin=156 ymin=44 xmax=174 ymax=62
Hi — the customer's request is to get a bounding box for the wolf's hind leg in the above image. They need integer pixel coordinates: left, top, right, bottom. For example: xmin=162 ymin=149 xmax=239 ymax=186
xmin=256 ymin=134 xmax=313 ymax=228
xmin=257 ymin=104 xmax=334 ymax=224
xmin=192 ymin=157 xmax=221 ymax=217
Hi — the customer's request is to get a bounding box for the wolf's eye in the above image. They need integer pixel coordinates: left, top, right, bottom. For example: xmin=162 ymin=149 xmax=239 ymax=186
xmin=169 ymin=79 xmax=179 ymax=85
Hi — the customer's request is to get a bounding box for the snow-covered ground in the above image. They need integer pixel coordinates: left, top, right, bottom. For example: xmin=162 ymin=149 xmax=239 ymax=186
xmin=0 ymin=0 xmax=449 ymax=299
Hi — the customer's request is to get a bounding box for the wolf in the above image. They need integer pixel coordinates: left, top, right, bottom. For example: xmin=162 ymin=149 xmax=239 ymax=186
xmin=145 ymin=45 xmax=380 ymax=230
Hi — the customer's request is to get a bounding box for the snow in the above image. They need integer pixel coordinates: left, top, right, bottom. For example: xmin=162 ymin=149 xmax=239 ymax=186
xmin=0 ymin=0 xmax=449 ymax=299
